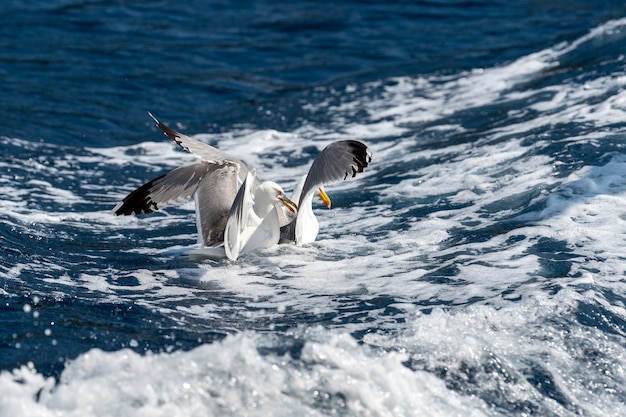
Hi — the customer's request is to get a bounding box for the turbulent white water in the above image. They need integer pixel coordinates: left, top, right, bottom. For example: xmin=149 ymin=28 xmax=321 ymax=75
xmin=2 ymin=18 xmax=626 ymax=416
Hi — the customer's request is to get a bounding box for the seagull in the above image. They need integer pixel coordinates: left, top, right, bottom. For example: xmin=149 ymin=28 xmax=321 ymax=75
xmin=114 ymin=113 xmax=371 ymax=260
xmin=280 ymin=140 xmax=372 ymax=245
xmin=114 ymin=113 xmax=296 ymax=260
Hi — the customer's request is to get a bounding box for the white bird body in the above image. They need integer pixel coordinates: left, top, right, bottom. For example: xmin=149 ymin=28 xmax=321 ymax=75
xmin=289 ymin=174 xmax=320 ymax=245
xmin=295 ymin=191 xmax=320 ymax=245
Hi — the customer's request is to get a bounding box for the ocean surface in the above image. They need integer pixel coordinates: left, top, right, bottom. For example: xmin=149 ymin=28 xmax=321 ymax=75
xmin=2 ymin=1 xmax=626 ymax=415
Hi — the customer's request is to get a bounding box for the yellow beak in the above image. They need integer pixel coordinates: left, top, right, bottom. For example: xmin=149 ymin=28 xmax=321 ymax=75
xmin=279 ymin=196 xmax=298 ymax=213
xmin=318 ymin=187 xmax=331 ymax=209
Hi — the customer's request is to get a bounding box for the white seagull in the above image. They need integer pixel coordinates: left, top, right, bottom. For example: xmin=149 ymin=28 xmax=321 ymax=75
xmin=280 ymin=140 xmax=372 ymax=245
xmin=114 ymin=113 xmax=297 ymax=261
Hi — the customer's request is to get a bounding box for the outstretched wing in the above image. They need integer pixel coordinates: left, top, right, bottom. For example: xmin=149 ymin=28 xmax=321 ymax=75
xmin=114 ymin=160 xmax=240 ymax=248
xmin=113 ymin=160 xmax=216 ymax=215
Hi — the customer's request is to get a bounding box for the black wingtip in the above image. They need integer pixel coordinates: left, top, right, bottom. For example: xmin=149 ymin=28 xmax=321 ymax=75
xmin=113 ymin=173 xmax=165 ymax=215
xmin=345 ymin=140 xmax=372 ymax=177
xmin=113 ymin=196 xmax=158 ymax=216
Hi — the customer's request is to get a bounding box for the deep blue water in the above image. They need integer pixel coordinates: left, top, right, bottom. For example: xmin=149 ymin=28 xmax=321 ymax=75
xmin=2 ymin=1 xmax=626 ymax=415
xmin=3 ymin=1 xmax=623 ymax=146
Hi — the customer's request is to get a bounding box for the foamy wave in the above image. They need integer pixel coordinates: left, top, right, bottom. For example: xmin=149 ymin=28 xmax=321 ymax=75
xmin=0 ymin=328 xmax=487 ymax=417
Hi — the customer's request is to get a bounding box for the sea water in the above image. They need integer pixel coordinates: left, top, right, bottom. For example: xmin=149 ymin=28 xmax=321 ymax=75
xmin=1 ymin=1 xmax=626 ymax=416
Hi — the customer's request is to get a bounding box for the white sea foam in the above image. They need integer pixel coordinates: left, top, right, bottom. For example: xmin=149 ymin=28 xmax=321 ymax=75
xmin=365 ymin=290 xmax=626 ymax=416
xmin=0 ymin=328 xmax=488 ymax=417
xmin=1 ymin=292 xmax=623 ymax=416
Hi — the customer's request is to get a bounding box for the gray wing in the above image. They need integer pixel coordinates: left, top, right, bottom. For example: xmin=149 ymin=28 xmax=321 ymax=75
xmin=297 ymin=140 xmax=372 ymax=207
xmin=195 ymin=163 xmax=240 ymax=247
xmin=148 ymin=112 xmax=249 ymax=177
xmin=113 ymin=160 xmax=217 ymax=215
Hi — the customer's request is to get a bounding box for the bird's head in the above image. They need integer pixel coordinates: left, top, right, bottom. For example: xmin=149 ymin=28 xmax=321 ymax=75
xmin=257 ymin=182 xmax=298 ymax=215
